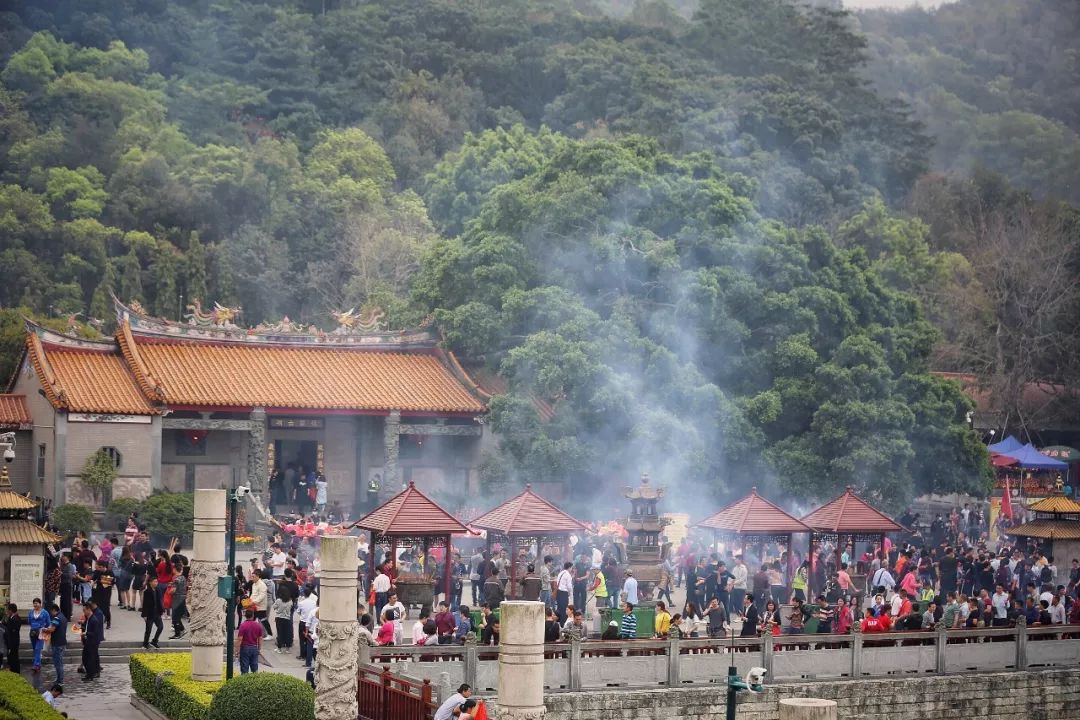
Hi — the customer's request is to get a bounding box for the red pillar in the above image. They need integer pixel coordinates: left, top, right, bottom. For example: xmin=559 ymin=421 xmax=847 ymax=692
xmin=444 ymin=534 xmax=452 ymax=603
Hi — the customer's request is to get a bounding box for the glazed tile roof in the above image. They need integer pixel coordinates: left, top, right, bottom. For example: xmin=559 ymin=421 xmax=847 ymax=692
xmin=0 ymin=490 xmax=37 ymax=511
xmin=0 ymin=519 xmax=61 ymax=544
xmin=130 ymin=338 xmax=486 ymax=413
xmin=800 ymin=486 xmax=904 ymax=534
xmin=1007 ymin=519 xmax=1080 ymax=540
xmin=354 ymin=482 xmax=470 ymax=536
xmin=1028 ymin=495 xmax=1080 ymax=515
xmin=0 ymin=395 xmax=31 ymax=429
xmin=471 ymin=485 xmax=586 ymax=535
xmin=697 ymin=487 xmax=811 ymax=535
xmin=28 ymin=334 xmax=157 ymax=415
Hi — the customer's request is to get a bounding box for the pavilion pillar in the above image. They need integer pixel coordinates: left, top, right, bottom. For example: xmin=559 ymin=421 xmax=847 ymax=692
xmin=382 ymin=410 xmax=401 ymax=498
xmin=498 ymin=601 xmax=546 ymax=720
xmin=247 ymin=407 xmax=267 ymax=494
xmin=315 ymin=536 xmax=359 ymax=720
xmin=190 ymin=489 xmax=227 ymax=681
xmin=444 ymin=534 xmax=452 ymax=605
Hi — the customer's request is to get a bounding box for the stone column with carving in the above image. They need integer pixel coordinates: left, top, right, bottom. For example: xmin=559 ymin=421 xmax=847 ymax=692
xmin=190 ymin=489 xmax=227 ymax=681
xmin=248 ymin=407 xmax=267 ymax=494
xmin=498 ymin=601 xmax=546 ymax=720
xmin=315 ymin=536 xmax=359 ymax=720
xmin=382 ymin=410 xmax=400 ymax=500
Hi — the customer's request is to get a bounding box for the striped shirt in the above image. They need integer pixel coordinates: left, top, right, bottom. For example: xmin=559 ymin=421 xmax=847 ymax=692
xmin=619 ymin=611 xmax=637 ymax=639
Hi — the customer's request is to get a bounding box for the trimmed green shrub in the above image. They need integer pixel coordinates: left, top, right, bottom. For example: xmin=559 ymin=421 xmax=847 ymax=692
xmin=130 ymin=653 xmax=222 ymax=720
xmin=105 ymin=496 xmax=141 ymax=530
xmin=0 ymin=669 xmax=66 ymax=720
xmin=140 ymin=491 xmax=195 ymax=539
xmin=207 ymin=671 xmax=314 ymax=720
xmin=51 ymin=503 xmax=94 ymax=536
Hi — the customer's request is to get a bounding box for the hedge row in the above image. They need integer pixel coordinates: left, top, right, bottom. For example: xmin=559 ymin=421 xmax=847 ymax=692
xmin=129 ymin=652 xmax=314 ymax=720
xmin=130 ymin=653 xmax=222 ymax=720
xmin=0 ymin=670 xmax=67 ymax=720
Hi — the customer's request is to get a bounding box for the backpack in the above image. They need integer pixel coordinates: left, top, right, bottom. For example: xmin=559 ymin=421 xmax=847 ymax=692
xmin=995 ymin=564 xmax=1012 ymax=587
xmin=1040 ymin=565 xmax=1053 ymax=584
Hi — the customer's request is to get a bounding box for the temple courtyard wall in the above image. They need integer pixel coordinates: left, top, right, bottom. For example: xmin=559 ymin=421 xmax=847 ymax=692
xmin=484 ymin=668 xmax=1080 ymax=720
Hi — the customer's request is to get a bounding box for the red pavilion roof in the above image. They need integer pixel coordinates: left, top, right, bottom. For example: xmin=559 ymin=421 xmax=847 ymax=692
xmin=354 ymin=482 xmax=470 ymax=536
xmin=799 ymin=486 xmax=903 ymax=534
xmin=471 ymin=485 xmax=586 ymax=536
xmin=697 ymin=487 xmax=811 ymax=535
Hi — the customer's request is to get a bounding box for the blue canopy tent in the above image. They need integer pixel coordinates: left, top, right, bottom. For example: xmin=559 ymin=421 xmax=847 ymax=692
xmin=989 ymin=435 xmax=1024 ymax=455
xmin=1009 ymin=444 xmax=1069 ymax=470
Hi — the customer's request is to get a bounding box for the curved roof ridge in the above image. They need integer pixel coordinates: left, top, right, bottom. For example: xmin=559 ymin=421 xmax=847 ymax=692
xmin=116 ymin=317 xmax=164 ymax=402
xmin=26 ymin=332 xmax=65 ymax=409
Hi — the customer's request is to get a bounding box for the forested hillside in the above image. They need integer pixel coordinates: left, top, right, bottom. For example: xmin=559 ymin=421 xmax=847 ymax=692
xmin=0 ymin=0 xmax=1074 ymax=507
xmin=858 ymin=0 xmax=1080 ymax=204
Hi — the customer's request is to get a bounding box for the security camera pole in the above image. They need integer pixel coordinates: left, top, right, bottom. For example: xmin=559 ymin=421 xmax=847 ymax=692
xmin=224 ymin=486 xmax=241 ymax=679
xmin=725 ymin=615 xmax=764 ymax=720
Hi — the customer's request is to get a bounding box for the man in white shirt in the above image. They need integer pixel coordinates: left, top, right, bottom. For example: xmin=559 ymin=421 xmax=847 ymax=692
xmin=412 ymin=609 xmax=430 ymax=645
xmin=269 ymin=544 xmax=288 ymax=578
xmin=623 ymin=569 xmax=639 ymax=606
xmin=383 ymin=591 xmax=406 ymax=645
xmin=556 ymin=561 xmax=574 ymax=622
xmin=871 ymin=566 xmax=895 ymax=596
xmin=372 ymin=567 xmax=392 ymax=618
xmin=1049 ymin=595 xmax=1067 ymax=625
xmin=297 ymin=588 xmax=319 ymax=666
xmin=731 ymin=556 xmax=748 ymax=612
xmin=433 ymin=684 xmax=473 ymax=720
xmin=991 ymin=584 xmax=1010 ymax=626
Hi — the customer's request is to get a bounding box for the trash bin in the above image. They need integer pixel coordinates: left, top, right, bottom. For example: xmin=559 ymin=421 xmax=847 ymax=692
xmin=632 ymin=606 xmax=655 ymax=638
xmin=598 ymin=607 xmax=620 ymax=635
xmin=801 ymin=604 xmax=820 ymax=634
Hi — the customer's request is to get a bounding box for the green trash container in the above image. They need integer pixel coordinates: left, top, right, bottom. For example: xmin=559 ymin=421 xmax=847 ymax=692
xmin=599 ymin=607 xmax=620 ymax=635
xmin=802 ymin=603 xmax=820 ymax=634
xmin=632 ymin=606 xmax=655 ymax=638
xmin=470 ymin=610 xmax=482 ymax=630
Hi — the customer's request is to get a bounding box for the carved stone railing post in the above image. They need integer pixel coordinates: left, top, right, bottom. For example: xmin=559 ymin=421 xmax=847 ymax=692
xmin=667 ymin=635 xmax=680 ymax=686
xmin=383 ymin=410 xmax=400 ymax=497
xmin=568 ymin=636 xmax=582 ymax=691
xmin=315 ymin=536 xmax=359 ymax=720
xmin=763 ymin=631 xmax=775 ymax=681
xmin=247 ymin=407 xmax=266 ymax=494
xmin=850 ymin=621 xmax=862 ymax=679
xmin=464 ymin=634 xmax=479 ymax=688
xmin=498 ymin=602 xmax=546 ymax=720
xmin=1015 ymin=615 xmax=1028 ymax=671
xmin=190 ymin=489 xmax=227 ymax=681
xmin=936 ymin=624 xmax=948 ymax=674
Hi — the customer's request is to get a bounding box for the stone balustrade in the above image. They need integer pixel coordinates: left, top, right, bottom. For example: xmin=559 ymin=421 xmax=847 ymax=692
xmin=363 ymin=620 xmax=1080 ymax=694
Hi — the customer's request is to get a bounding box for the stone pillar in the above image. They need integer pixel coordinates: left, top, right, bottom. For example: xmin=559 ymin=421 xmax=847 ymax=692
xmin=315 ymin=536 xmax=359 ymax=720
xmin=247 ymin=407 xmax=267 ymax=493
xmin=382 ymin=410 xmax=400 ymax=498
xmin=1015 ymin=615 xmax=1028 ymax=670
xmin=189 ymin=489 xmax=227 ymax=681
xmin=498 ymin=601 xmax=546 ymax=720
xmin=778 ymin=698 xmax=837 ymax=720
xmin=849 ymin=620 xmax=862 ymax=678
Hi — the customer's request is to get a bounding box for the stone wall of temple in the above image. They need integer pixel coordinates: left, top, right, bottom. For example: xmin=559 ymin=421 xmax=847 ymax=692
xmin=504 ymin=669 xmax=1080 ymax=720
xmin=63 ymin=419 xmax=155 ymax=505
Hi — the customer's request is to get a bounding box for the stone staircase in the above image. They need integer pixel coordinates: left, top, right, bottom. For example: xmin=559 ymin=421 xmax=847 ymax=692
xmin=20 ymin=639 xmax=191 ymax=664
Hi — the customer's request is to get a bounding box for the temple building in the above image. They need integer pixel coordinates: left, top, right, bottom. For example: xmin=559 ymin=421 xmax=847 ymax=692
xmin=1 ymin=299 xmax=491 ymax=518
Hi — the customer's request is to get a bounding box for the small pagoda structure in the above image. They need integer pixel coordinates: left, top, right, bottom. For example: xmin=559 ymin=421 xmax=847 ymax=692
xmin=471 ymin=484 xmax=586 ymax=599
xmin=622 ymin=472 xmax=668 ymax=590
xmin=0 ymin=465 xmax=60 ymax=607
xmin=1008 ymin=494 xmax=1080 ymax=564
